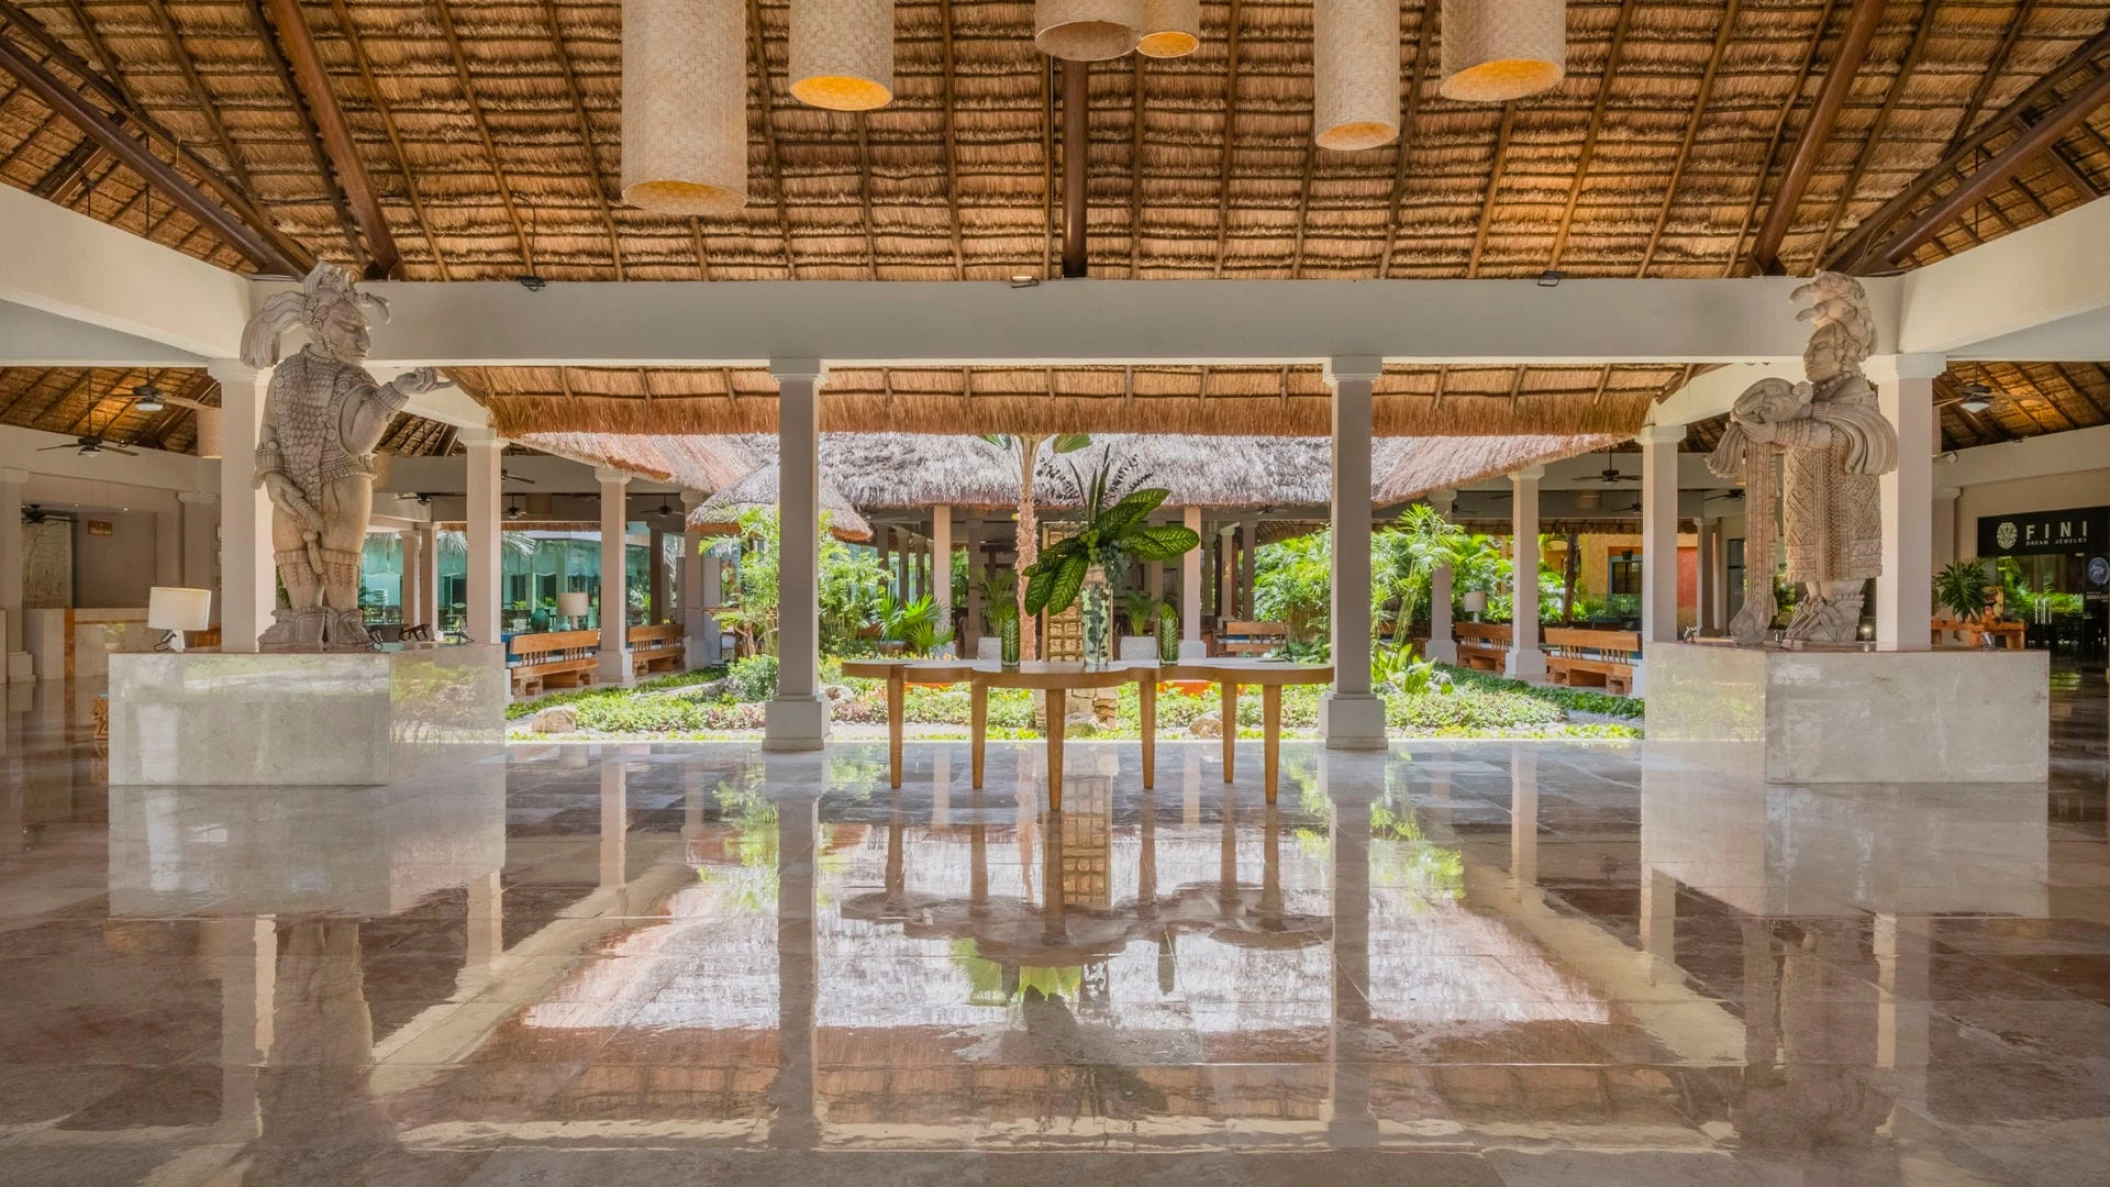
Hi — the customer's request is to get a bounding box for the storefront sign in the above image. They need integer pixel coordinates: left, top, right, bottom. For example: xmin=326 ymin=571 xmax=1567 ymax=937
xmin=1979 ymin=506 xmax=2110 ymax=556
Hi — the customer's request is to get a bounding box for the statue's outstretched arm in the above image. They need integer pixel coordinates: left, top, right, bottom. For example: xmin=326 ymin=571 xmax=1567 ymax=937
xmin=345 ymin=367 xmax=441 ymax=455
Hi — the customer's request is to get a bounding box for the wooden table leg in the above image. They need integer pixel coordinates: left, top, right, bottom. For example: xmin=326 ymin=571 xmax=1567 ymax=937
xmin=1046 ymin=689 xmax=1065 ymax=812
xmin=1220 ymin=681 xmax=1237 ymax=782
xmin=886 ymin=670 xmax=905 ymax=789
xmin=1262 ymin=683 xmax=1281 ymax=804
xmin=970 ymin=680 xmax=987 ymax=789
xmin=1139 ymin=676 xmax=1156 ymax=790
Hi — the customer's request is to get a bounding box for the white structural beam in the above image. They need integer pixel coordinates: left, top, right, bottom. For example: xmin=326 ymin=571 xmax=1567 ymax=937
xmin=765 ymin=359 xmax=829 ymax=751
xmin=597 ymin=468 xmax=634 ymax=685
xmin=1872 ymin=354 xmax=1945 ymax=647
xmin=1506 ymin=467 xmax=1547 ymax=681
xmin=1636 ymin=425 xmax=1685 ymax=694
xmin=1899 ymin=195 xmax=2110 ymax=360
xmin=0 ymin=299 xmax=206 ymax=367
xmin=1645 ymin=359 xmax=1804 ymax=428
xmin=463 ymin=431 xmax=504 ymax=645
xmin=1425 ymin=488 xmax=1458 ymax=664
xmin=1180 ymin=505 xmax=1204 ymax=658
xmin=352 ymin=278 xmax=1880 ymax=367
xmin=207 ymin=361 xmax=271 ymax=652
xmin=0 ymin=186 xmax=248 ymax=358
xmin=1319 ymin=357 xmax=1386 ymax=750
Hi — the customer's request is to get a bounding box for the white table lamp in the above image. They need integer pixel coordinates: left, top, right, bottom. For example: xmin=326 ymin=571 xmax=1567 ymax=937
xmin=557 ymin=591 xmax=590 ymax=628
xmin=148 ymin=587 xmax=213 ymax=652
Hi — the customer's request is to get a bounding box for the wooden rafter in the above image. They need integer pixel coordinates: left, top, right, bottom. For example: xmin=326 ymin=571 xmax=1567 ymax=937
xmin=942 ymin=0 xmax=964 ymax=279
xmin=250 ymin=0 xmax=376 ymax=272
xmin=1722 ymin=0 xmax=1842 ymax=276
xmin=1747 ymin=0 xmax=1887 ymax=275
xmin=1060 ymin=59 xmax=1087 ymax=277
xmin=1212 ymin=0 xmax=1245 ymax=279
xmin=1815 ymin=2 xmax=1937 ymax=261
xmin=1129 ymin=52 xmax=1144 ymax=278
xmin=1289 ymin=135 xmax=1315 ymax=279
xmin=0 ymin=369 xmax=58 ymax=419
xmin=141 ymin=0 xmax=255 ymax=194
xmin=746 ymin=0 xmax=797 ymax=278
xmin=533 ymin=0 xmax=622 ymax=279
xmin=856 ymin=113 xmax=879 ymax=279
xmin=427 ymin=0 xmax=533 ymax=268
xmin=1640 ymin=0 xmax=1743 ymax=276
xmin=326 ymin=0 xmax=448 ymax=279
xmin=1375 ymin=12 xmax=1437 ymax=279
xmin=1940 ymin=0 xmax=2038 ymax=158
xmin=29 ymin=135 xmax=102 ymax=202
xmin=1467 ymin=102 xmax=1516 ymax=277
xmin=1547 ymin=0 xmax=1639 ymax=270
xmin=24 ymin=370 xmax=95 ymax=430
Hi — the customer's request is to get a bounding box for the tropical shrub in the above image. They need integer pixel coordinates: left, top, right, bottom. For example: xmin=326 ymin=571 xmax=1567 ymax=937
xmin=727 ymin=653 xmax=779 ymax=703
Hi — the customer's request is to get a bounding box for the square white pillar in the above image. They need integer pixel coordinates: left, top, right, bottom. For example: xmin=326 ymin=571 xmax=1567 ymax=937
xmin=208 ymin=360 xmax=274 ymax=653
xmin=397 ymin=528 xmax=422 ymax=625
xmin=962 ymin=516 xmax=982 ymax=644
xmin=1180 ymin=505 xmax=1205 ymax=657
xmin=1506 ymin=466 xmax=1547 ymax=681
xmin=1872 ymin=353 xmax=1944 ymax=648
xmin=463 ymin=430 xmax=505 ymax=645
xmin=597 ymin=468 xmax=635 ymax=685
xmin=0 ymin=467 xmax=25 ymax=675
xmin=1425 ymin=489 xmax=1458 ymax=663
xmin=648 ymin=526 xmax=668 ymax=624
xmin=178 ymin=491 xmax=220 ymax=604
xmin=766 ymin=359 xmax=829 ymax=751
xmin=154 ymin=506 xmax=182 ymax=589
xmin=415 ymin=523 xmax=438 ymax=631
xmin=1695 ymin=518 xmax=1717 ymax=636
xmin=1320 ymin=357 xmax=1385 ymax=749
xmin=932 ymin=503 xmax=953 ymax=654
xmin=1932 ymin=486 xmax=1960 ymax=571
xmin=1637 ymin=424 xmax=1685 ymax=688
xmin=682 ymin=489 xmax=715 ymax=668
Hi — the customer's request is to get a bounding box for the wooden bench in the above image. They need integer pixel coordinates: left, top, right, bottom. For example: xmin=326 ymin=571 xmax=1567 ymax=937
xmin=1542 ymin=627 xmax=1641 ymax=695
xmin=1215 ymin=620 xmax=1290 ymax=657
xmin=629 ymin=623 xmax=686 ymax=676
xmin=1453 ymin=622 xmax=1512 ymax=671
xmin=508 ymin=630 xmax=600 ymax=698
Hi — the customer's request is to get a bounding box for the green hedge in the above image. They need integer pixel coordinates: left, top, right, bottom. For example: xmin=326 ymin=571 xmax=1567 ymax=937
xmin=1438 ymin=664 xmax=1645 ymax=719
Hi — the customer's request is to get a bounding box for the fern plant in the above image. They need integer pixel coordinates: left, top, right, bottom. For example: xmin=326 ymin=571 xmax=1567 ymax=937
xmin=1022 ymin=459 xmax=1200 ymax=617
xmin=1933 ymin=559 xmax=1990 ymax=622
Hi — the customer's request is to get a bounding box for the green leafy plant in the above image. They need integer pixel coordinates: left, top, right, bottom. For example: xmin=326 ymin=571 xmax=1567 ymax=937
xmin=1373 ymin=640 xmax=1447 ymax=696
xmin=1022 ymin=459 xmax=1198 ymax=617
xmin=1933 ymin=558 xmax=1990 ymax=621
xmin=1254 ymin=532 xmax=1332 ymax=649
xmin=980 ymin=567 xmax=1019 ymax=625
xmin=982 ymin=433 xmax=1091 ymax=660
xmin=727 ymin=653 xmax=779 ymax=703
xmin=1373 ymin=503 xmax=1468 ymax=641
xmin=876 ymin=591 xmax=952 ymax=656
xmin=1120 ymin=590 xmax=1165 ymax=635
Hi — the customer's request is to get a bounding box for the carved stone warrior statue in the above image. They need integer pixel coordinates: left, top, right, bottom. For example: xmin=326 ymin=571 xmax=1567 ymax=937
xmin=240 ymin=264 xmax=439 ymax=649
xmin=1707 ymin=273 xmax=1898 ymax=646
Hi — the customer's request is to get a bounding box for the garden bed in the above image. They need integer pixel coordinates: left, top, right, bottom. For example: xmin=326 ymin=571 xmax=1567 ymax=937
xmin=506 ymin=660 xmax=1643 ymax=742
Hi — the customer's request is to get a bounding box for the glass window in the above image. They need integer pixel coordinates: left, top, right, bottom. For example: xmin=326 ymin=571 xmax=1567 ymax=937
xmin=1726 ymin=538 xmax=1746 ymax=615
xmin=1608 ymin=549 xmax=1641 ymax=595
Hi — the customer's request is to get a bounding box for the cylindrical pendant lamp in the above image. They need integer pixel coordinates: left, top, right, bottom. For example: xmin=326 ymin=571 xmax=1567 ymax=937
xmin=1439 ymin=0 xmax=1567 ymax=102
xmin=1313 ymin=0 xmax=1399 ymax=150
xmin=1035 ymin=0 xmax=1143 ymax=62
xmin=790 ymin=0 xmax=895 ymax=111
xmin=620 ymin=0 xmax=749 ymax=214
xmin=1137 ymin=0 xmax=1200 ymax=58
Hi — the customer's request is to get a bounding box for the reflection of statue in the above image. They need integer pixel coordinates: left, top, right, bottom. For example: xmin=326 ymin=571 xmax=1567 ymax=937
xmin=1708 ymin=273 xmax=1897 ymax=645
xmin=240 ymin=264 xmax=439 ymax=648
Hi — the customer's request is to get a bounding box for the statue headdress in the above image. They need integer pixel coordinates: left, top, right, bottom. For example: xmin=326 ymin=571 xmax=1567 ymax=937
xmin=240 ymin=262 xmax=391 ymax=368
xmin=1790 ymin=271 xmax=1876 ymax=376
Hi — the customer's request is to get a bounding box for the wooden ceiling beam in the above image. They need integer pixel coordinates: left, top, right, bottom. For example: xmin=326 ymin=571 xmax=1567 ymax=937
xmin=745 ymin=0 xmax=797 ymax=279
xmin=1871 ymin=64 xmax=2110 ymax=265
xmin=1722 ymin=0 xmax=1841 ymax=276
xmin=1640 ymin=0 xmax=1742 ymax=276
xmin=250 ymin=0 xmax=376 ymax=273
xmin=29 ymin=134 xmax=103 ymax=201
xmin=1941 ymin=0 xmax=2037 ymax=159
xmin=1061 ymin=59 xmax=1087 ymax=278
xmin=0 ymin=33 xmax=307 ymax=276
xmin=427 ymin=0 xmax=533 ymax=269
xmin=140 ymin=0 xmax=254 ymax=196
xmin=1816 ymin=3 xmax=1936 ymax=261
xmin=942 ymin=0 xmax=965 ymax=279
xmin=1211 ymin=0 xmax=1245 ymax=279
xmin=23 ymin=370 xmax=96 ymax=431
xmin=1747 ymin=0 xmax=1887 ymax=275
xmin=856 ymin=113 xmax=879 ymax=279
xmin=1374 ymin=10 xmax=1437 ymax=279
xmin=1467 ymin=102 xmax=1516 ymax=277
xmin=65 ymin=368 xmax=137 ymax=437
xmin=531 ymin=0 xmax=620 ymax=279
xmin=0 ymin=369 xmax=59 ymax=420
xmin=325 ymin=0 xmax=445 ymax=279
xmin=1825 ymin=20 xmax=2110 ymax=270
xmin=1548 ymin=0 xmax=1639 ymax=271
xmin=1289 ymin=136 xmax=1315 ymax=279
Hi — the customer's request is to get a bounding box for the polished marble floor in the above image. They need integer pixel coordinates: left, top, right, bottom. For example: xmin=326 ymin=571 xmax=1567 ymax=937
xmin=2 ymin=671 xmax=2107 ymax=1186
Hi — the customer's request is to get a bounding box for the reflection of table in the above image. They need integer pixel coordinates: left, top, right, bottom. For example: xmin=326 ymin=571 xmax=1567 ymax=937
xmin=842 ymin=657 xmax=1335 ymax=807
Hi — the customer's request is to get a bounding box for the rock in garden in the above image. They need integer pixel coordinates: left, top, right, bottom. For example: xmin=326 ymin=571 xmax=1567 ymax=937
xmin=1189 ymin=711 xmax=1221 ymax=738
xmin=530 ymin=706 xmax=578 ymax=734
xmin=822 ymin=683 xmax=853 ymax=702
xmin=1065 ymin=712 xmax=1100 ymax=737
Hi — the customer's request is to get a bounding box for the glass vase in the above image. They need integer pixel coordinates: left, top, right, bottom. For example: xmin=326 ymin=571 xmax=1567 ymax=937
xmin=999 ymin=615 xmax=1021 ymax=670
xmin=1157 ymin=607 xmax=1180 ymax=663
xmin=1080 ymin=566 xmax=1113 ymax=670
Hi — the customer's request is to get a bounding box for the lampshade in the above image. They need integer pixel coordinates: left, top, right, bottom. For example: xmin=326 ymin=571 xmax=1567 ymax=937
xmin=620 ymin=0 xmax=749 ymax=214
xmin=557 ymin=591 xmax=591 ymax=618
xmin=1034 ymin=0 xmax=1143 ymax=61
xmin=790 ymin=0 xmax=895 ymax=110
xmin=1313 ymin=0 xmax=1399 ymax=150
xmin=1439 ymin=0 xmax=1567 ymax=102
xmin=1461 ymin=589 xmax=1489 ymax=613
xmin=148 ymin=587 xmax=213 ymax=633
xmin=191 ymin=406 xmax=222 ymax=459
xmin=1137 ymin=0 xmax=1200 ymax=57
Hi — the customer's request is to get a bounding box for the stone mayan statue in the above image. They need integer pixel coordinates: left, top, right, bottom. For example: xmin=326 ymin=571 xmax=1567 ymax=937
xmin=1707 ymin=273 xmax=1898 ymax=646
xmin=240 ymin=263 xmax=439 ymax=649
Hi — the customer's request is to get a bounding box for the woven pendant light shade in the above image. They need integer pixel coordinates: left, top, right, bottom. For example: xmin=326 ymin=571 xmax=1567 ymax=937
xmin=1313 ymin=0 xmax=1399 ymax=150
xmin=1438 ymin=0 xmax=1567 ymax=102
xmin=1035 ymin=0 xmax=1143 ymax=62
xmin=790 ymin=0 xmax=895 ymax=111
xmin=620 ymin=0 xmax=748 ymax=213
xmin=1137 ymin=0 xmax=1200 ymax=58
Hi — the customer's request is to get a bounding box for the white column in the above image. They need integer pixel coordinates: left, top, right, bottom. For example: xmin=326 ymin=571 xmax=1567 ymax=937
xmin=154 ymin=506 xmax=182 ymax=588
xmin=1181 ymin=505 xmax=1205 ymax=657
xmin=0 ymin=468 xmax=25 ymax=676
xmin=963 ymin=516 xmax=982 ymax=644
xmin=1932 ymin=486 xmax=1960 ymax=571
xmin=1872 ymin=353 xmax=1945 ymax=648
xmin=1425 ymin=488 xmax=1457 ymax=663
xmin=1320 ymin=357 xmax=1385 ymax=748
xmin=597 ymin=467 xmax=634 ymax=684
xmin=932 ymin=503 xmax=953 ymax=655
xmin=177 ymin=491 xmax=219 ymax=602
xmin=1239 ymin=515 xmax=1258 ymax=620
xmin=397 ymin=528 xmax=421 ymax=625
xmin=1505 ymin=466 xmax=1547 ymax=680
xmin=415 ymin=523 xmax=438 ymax=631
xmin=215 ymin=916 xmax=276 ymax=1139
xmin=1694 ymin=517 xmax=1717 ymax=636
xmin=208 ymin=360 xmax=273 ymax=652
xmin=765 ymin=358 xmax=829 ymax=751
xmin=463 ymin=429 xmax=505 ymax=644
xmin=1637 ymin=424 xmax=1685 ymax=684
xmin=682 ymin=489 xmax=713 ymax=667
xmin=648 ymin=526 xmax=668 ymax=624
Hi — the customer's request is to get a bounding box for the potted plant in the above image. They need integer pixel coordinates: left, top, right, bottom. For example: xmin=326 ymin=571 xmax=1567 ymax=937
xmin=979 ymin=568 xmax=1020 ymax=667
xmin=1119 ymin=590 xmax=1162 ymax=660
xmin=1023 ymin=459 xmax=1200 ymax=669
xmin=1933 ymin=559 xmax=1991 ymax=644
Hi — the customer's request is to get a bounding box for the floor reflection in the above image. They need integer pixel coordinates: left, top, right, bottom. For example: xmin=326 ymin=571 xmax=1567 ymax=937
xmin=0 ymin=673 xmax=2104 ymax=1184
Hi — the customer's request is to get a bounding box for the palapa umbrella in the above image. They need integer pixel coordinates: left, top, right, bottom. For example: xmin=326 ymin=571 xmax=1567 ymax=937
xmin=686 ymin=461 xmax=872 ymax=542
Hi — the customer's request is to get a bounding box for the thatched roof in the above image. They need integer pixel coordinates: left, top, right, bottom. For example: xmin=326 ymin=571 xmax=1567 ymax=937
xmin=689 ymin=461 xmax=873 ymax=540
xmin=521 ymin=431 xmax=758 ymax=491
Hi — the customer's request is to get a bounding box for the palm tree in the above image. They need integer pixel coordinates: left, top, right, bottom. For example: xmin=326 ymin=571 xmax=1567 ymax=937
xmin=981 ymin=432 xmax=1089 ymax=659
xmin=1377 ymin=502 xmax=1467 ymax=643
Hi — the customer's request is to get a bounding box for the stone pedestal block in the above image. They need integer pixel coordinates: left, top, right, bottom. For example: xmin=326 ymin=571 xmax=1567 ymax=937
xmin=1644 ymin=642 xmax=2047 ymax=784
xmin=108 ymin=645 xmax=506 ymax=786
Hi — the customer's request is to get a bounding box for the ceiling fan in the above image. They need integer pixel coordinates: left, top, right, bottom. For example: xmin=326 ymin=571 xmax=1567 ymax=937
xmin=1936 ymin=382 xmax=1995 ymax=414
xmin=21 ymin=503 xmax=47 ymax=525
xmin=38 ymin=399 xmax=139 ymax=458
xmin=1574 ymin=451 xmax=1639 ymax=484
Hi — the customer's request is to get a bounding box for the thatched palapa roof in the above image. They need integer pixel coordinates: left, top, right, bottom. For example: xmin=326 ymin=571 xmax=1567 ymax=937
xmin=689 ymin=462 xmax=873 ymax=541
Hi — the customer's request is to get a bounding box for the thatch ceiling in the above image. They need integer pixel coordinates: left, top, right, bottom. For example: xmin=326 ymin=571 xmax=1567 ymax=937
xmin=0 ymin=0 xmax=2103 ymax=282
